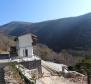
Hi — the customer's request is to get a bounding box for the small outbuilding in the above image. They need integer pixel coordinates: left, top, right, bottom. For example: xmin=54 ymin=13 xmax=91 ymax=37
xmin=16 ymin=33 xmax=37 ymax=58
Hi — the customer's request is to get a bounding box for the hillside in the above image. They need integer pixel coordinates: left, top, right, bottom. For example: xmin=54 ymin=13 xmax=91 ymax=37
xmin=1 ymin=13 xmax=91 ymax=52
xmin=0 ymin=32 xmax=15 ymax=51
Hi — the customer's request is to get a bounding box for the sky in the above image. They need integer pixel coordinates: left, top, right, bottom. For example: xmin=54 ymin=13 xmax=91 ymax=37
xmin=0 ymin=0 xmax=91 ymax=25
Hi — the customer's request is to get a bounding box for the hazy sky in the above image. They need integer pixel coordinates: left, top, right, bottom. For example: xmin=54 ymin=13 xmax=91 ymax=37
xmin=0 ymin=0 xmax=91 ymax=25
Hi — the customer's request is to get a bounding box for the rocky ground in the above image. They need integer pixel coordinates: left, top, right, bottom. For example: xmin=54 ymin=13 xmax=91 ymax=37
xmin=36 ymin=66 xmax=86 ymax=84
xmin=4 ymin=65 xmax=24 ymax=84
xmin=0 ymin=63 xmax=6 ymax=84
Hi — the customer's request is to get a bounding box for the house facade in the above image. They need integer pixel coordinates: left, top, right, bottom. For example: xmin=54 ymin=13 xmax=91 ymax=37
xmin=16 ymin=33 xmax=36 ymax=58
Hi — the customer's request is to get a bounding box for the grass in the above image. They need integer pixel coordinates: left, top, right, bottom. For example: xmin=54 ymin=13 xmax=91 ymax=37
xmin=83 ymin=59 xmax=91 ymax=64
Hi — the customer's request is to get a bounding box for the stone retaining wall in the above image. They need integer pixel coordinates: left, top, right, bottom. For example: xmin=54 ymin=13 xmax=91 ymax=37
xmin=21 ymin=60 xmax=42 ymax=78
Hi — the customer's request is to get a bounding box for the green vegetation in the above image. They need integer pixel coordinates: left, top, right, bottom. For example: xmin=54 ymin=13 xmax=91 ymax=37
xmin=68 ymin=58 xmax=91 ymax=84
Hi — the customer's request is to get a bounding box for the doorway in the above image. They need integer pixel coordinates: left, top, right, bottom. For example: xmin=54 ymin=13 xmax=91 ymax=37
xmin=25 ymin=49 xmax=28 ymax=57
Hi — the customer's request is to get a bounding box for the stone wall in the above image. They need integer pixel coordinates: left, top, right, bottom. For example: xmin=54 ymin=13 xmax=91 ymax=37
xmin=20 ymin=60 xmax=42 ymax=78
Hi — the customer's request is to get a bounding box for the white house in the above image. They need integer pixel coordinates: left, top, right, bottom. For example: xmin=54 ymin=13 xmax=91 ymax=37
xmin=10 ymin=33 xmax=42 ymax=78
xmin=16 ymin=33 xmax=37 ymax=58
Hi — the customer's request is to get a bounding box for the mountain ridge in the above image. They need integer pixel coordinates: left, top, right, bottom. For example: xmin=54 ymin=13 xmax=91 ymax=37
xmin=1 ymin=13 xmax=91 ymax=52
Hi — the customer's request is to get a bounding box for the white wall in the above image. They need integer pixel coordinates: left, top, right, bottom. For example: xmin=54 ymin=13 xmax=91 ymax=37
xmin=18 ymin=34 xmax=33 ymax=48
xmin=27 ymin=47 xmax=33 ymax=57
xmin=17 ymin=34 xmax=34 ymax=58
xmin=18 ymin=48 xmax=24 ymax=57
xmin=18 ymin=47 xmax=33 ymax=58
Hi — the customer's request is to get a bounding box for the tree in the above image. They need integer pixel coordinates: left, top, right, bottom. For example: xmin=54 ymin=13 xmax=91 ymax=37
xmin=69 ymin=59 xmax=91 ymax=84
xmin=33 ymin=43 xmax=56 ymax=61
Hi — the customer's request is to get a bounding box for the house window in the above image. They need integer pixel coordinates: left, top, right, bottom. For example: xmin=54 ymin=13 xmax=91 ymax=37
xmin=25 ymin=49 xmax=28 ymax=57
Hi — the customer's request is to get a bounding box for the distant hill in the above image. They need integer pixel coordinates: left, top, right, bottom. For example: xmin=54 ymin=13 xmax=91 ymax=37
xmin=1 ymin=13 xmax=91 ymax=52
